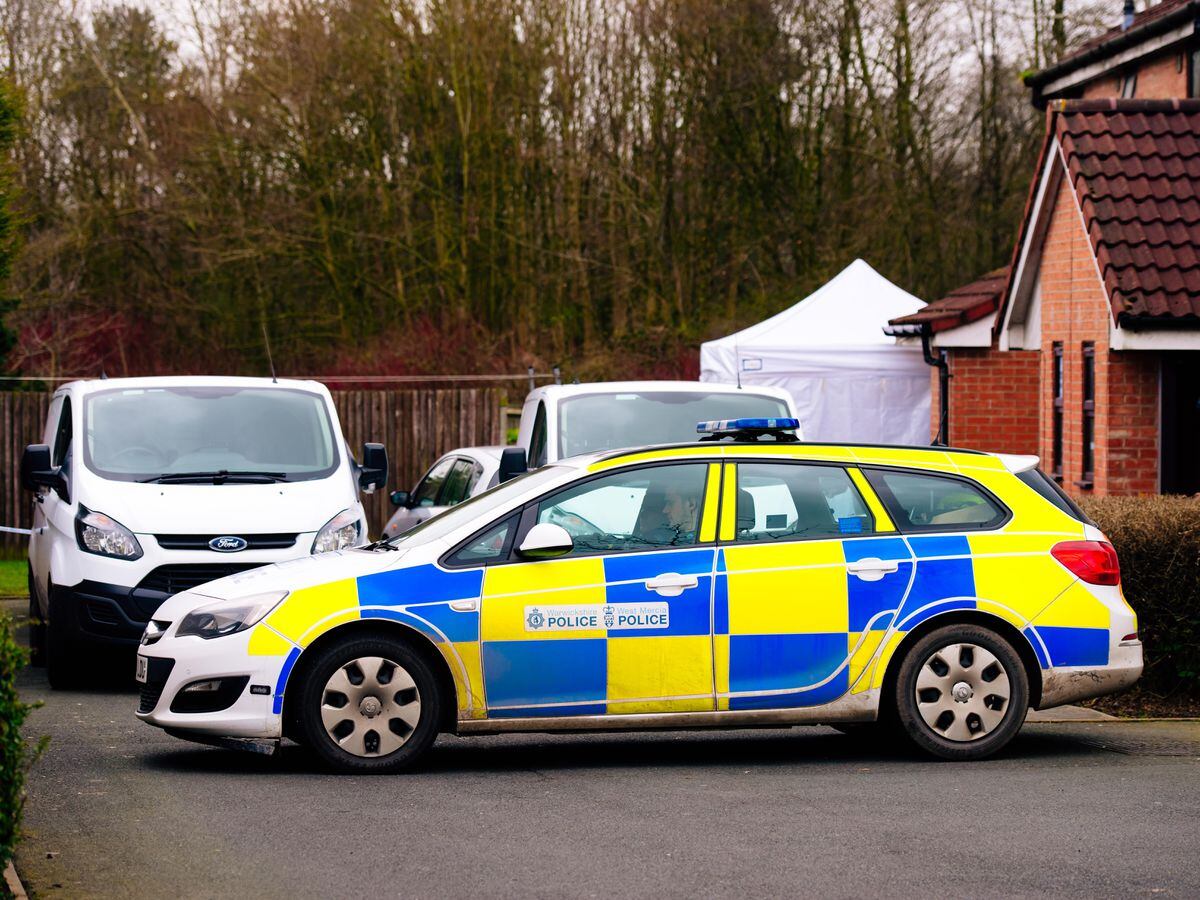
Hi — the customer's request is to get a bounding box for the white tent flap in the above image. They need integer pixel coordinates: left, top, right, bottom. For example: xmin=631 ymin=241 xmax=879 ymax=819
xmin=700 ymin=259 xmax=932 ymax=445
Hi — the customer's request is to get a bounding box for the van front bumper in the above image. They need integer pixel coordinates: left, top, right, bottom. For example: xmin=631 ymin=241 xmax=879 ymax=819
xmin=52 ymin=534 xmax=320 ymax=649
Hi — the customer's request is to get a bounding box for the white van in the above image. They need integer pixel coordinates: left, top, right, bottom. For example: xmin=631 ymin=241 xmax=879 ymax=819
xmin=21 ymin=377 xmax=387 ymax=688
xmin=516 ymin=381 xmax=799 ymax=468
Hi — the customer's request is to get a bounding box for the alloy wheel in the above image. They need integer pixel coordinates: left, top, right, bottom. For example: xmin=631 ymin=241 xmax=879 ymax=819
xmin=319 ymin=656 xmax=422 ymax=757
xmin=914 ymin=642 xmax=1011 ymax=742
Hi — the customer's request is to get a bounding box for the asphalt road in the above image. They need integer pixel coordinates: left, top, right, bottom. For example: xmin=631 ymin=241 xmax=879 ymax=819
xmin=10 ymin=660 xmax=1200 ymax=900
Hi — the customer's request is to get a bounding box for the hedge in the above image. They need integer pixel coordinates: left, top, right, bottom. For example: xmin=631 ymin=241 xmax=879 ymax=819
xmin=0 ymin=613 xmax=39 ymax=873
xmin=1081 ymin=495 xmax=1200 ymax=698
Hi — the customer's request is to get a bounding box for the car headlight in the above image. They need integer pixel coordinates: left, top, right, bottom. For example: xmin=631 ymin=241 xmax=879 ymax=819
xmin=175 ymin=591 xmax=288 ymax=640
xmin=75 ymin=507 xmax=143 ymax=560
xmin=312 ymin=508 xmax=361 ymax=554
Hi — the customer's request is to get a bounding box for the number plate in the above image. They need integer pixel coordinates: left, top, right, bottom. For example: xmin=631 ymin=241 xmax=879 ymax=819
xmin=135 ymin=655 xmax=148 ymax=683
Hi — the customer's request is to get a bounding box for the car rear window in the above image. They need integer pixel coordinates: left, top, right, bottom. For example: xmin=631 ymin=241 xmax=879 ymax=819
xmin=1017 ymin=468 xmax=1094 ymax=524
xmin=866 ymin=469 xmax=1006 ymax=532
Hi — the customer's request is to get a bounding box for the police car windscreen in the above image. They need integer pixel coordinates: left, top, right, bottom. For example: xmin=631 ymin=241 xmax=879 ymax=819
xmin=558 ymin=391 xmax=789 ymax=458
xmin=83 ymin=386 xmax=338 ymax=482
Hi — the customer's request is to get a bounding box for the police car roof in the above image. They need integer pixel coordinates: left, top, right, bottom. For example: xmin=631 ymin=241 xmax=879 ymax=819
xmin=588 ymin=439 xmax=989 ymax=462
xmin=553 ymin=439 xmax=1001 ymax=476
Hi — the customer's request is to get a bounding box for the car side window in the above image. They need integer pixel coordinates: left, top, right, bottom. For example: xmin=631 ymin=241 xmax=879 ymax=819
xmin=53 ymin=399 xmax=73 ymax=467
xmin=413 ymin=457 xmax=455 ymax=507
xmin=464 ymin=461 xmax=484 ymax=495
xmin=868 ymin=469 xmax=1005 ymax=531
xmin=529 ymin=402 xmax=548 ymax=468
xmin=734 ymin=463 xmax=874 ymax=542
xmin=534 ymin=463 xmax=710 ymax=555
xmin=446 ymin=514 xmax=516 ymax=566
xmin=439 ymin=459 xmax=475 ymax=507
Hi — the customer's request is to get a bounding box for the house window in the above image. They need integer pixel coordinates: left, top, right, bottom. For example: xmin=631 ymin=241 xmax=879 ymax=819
xmin=1191 ymin=49 xmax=1200 ymax=98
xmin=1120 ymin=71 xmax=1137 ymax=98
xmin=1051 ymin=343 xmax=1063 ymax=481
xmin=1080 ymin=343 xmax=1095 ymax=489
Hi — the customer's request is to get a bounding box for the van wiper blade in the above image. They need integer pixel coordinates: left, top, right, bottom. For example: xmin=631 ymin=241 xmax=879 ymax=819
xmin=361 ymin=537 xmax=401 ymax=552
xmin=138 ymin=470 xmax=289 ymax=484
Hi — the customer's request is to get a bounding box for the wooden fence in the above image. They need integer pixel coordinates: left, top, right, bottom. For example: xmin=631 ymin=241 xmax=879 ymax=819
xmin=0 ymin=388 xmax=505 ymax=550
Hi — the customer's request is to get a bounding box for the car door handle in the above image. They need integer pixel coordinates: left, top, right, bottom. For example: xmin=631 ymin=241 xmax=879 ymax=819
xmin=846 ymin=558 xmax=900 ymax=582
xmin=645 ymin=573 xmax=698 ymax=597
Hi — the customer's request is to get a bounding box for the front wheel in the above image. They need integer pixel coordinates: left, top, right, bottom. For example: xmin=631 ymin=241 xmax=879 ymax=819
xmin=46 ymin=582 xmax=85 ymax=690
xmin=893 ymin=624 xmax=1029 ymax=761
xmin=296 ymin=635 xmax=442 ymax=774
xmin=28 ymin=566 xmax=47 ymax=667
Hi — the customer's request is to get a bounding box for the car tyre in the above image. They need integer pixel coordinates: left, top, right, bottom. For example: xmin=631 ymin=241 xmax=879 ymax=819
xmin=296 ymin=634 xmax=441 ymax=774
xmin=46 ymin=582 xmax=85 ymax=690
xmin=27 ymin=565 xmax=47 ymax=668
xmin=893 ymin=624 xmax=1029 ymax=761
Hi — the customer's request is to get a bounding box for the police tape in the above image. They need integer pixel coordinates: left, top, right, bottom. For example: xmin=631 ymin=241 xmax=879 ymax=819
xmin=0 ymin=525 xmax=33 ymax=536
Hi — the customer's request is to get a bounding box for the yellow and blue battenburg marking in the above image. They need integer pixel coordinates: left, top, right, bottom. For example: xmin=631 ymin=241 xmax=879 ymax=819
xmin=479 ymin=548 xmax=716 ymax=717
xmin=252 ymin=444 xmax=1120 ymax=723
xmin=260 ymin=564 xmax=486 ymax=715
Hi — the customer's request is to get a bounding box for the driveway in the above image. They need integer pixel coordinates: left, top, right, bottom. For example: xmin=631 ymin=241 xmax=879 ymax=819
xmin=12 ymin=660 xmax=1200 ymax=899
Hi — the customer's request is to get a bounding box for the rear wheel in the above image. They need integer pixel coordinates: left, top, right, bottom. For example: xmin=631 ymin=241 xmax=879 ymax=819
xmin=893 ymin=624 xmax=1028 ymax=761
xmin=296 ymin=635 xmax=441 ymax=774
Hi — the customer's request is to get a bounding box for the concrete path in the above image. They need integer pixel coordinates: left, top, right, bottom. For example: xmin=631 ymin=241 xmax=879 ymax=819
xmin=13 ymin=663 xmax=1200 ymax=899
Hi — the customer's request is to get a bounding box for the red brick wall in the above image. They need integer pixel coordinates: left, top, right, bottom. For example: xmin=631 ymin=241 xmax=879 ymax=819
xmin=1036 ymin=175 xmax=1160 ymax=496
xmin=934 ymin=348 xmax=1040 ymax=454
xmin=1079 ymin=49 xmax=1188 ymax=99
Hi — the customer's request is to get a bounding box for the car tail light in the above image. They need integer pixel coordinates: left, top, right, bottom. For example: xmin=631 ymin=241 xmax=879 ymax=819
xmin=1051 ymin=541 xmax=1121 ymax=586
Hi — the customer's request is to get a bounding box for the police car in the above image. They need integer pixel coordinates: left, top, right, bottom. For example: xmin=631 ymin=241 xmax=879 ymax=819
xmin=135 ymin=420 xmax=1142 ymax=771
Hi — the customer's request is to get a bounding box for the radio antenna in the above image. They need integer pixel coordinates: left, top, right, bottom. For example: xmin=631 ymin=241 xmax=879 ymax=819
xmin=734 ymin=330 xmax=742 ymax=389
xmin=261 ymin=319 xmax=278 ymax=383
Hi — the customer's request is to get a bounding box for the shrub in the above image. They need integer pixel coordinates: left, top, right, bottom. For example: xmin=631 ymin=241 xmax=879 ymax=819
xmin=0 ymin=613 xmax=41 ymax=872
xmin=1081 ymin=495 xmax=1200 ymax=698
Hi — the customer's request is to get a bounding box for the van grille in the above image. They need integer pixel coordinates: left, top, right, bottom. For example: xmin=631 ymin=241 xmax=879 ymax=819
xmin=136 ymin=564 xmax=264 ymax=595
xmin=155 ymin=533 xmax=299 ymax=551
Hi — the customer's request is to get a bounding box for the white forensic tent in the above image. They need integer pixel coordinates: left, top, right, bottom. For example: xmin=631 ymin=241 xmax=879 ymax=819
xmin=700 ymin=259 xmax=931 ymax=444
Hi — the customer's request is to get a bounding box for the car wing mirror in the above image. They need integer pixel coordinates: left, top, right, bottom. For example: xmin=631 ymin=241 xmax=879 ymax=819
xmin=516 ymin=523 xmax=573 ymax=560
xmin=359 ymin=442 xmax=388 ymax=493
xmin=389 ymin=489 xmax=410 ymax=508
xmin=498 ymin=447 xmax=528 ymax=483
xmin=21 ymin=443 xmax=68 ymax=501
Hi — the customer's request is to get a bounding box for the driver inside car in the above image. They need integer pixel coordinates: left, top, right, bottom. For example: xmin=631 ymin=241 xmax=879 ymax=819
xmin=640 ymin=485 xmax=699 ymax=546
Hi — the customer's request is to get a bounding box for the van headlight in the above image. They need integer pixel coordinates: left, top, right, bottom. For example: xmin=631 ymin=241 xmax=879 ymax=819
xmin=176 ymin=591 xmax=288 ymax=640
xmin=75 ymin=507 xmax=143 ymax=560
xmin=312 ymin=509 xmax=361 ymax=554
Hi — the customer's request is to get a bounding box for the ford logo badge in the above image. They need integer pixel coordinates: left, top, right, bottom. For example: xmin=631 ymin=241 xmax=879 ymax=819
xmin=209 ymin=536 xmax=248 ymax=552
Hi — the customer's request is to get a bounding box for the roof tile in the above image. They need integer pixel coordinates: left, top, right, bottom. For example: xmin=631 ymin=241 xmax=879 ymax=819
xmin=1055 ymin=99 xmax=1200 ymax=323
xmin=888 ymin=267 xmax=1009 ymax=333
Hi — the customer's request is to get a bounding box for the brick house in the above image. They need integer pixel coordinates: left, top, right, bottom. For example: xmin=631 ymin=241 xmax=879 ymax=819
xmin=888 ymin=1 xmax=1200 ymax=496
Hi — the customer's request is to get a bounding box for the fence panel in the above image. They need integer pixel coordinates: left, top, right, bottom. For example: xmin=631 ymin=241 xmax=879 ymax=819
xmin=0 ymin=388 xmax=504 ymax=553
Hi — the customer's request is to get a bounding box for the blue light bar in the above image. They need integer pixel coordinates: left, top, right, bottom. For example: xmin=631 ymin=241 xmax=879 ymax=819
xmin=696 ymin=417 xmax=801 ymax=434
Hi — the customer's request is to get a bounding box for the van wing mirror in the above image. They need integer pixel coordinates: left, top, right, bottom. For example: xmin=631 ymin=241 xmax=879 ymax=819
xmin=21 ymin=444 xmax=68 ymax=500
xmin=517 ymin=523 xmax=573 ymax=559
xmin=498 ymin=447 xmax=528 ymax=484
xmin=359 ymin=442 xmax=388 ymax=493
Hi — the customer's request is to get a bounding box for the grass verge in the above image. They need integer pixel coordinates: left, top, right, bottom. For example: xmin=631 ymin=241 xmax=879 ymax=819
xmin=0 ymin=561 xmax=25 ymax=598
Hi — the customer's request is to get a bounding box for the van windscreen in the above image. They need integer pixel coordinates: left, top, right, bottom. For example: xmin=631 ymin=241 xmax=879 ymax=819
xmin=83 ymin=386 xmax=339 ymax=483
xmin=558 ymin=391 xmax=789 ymax=458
